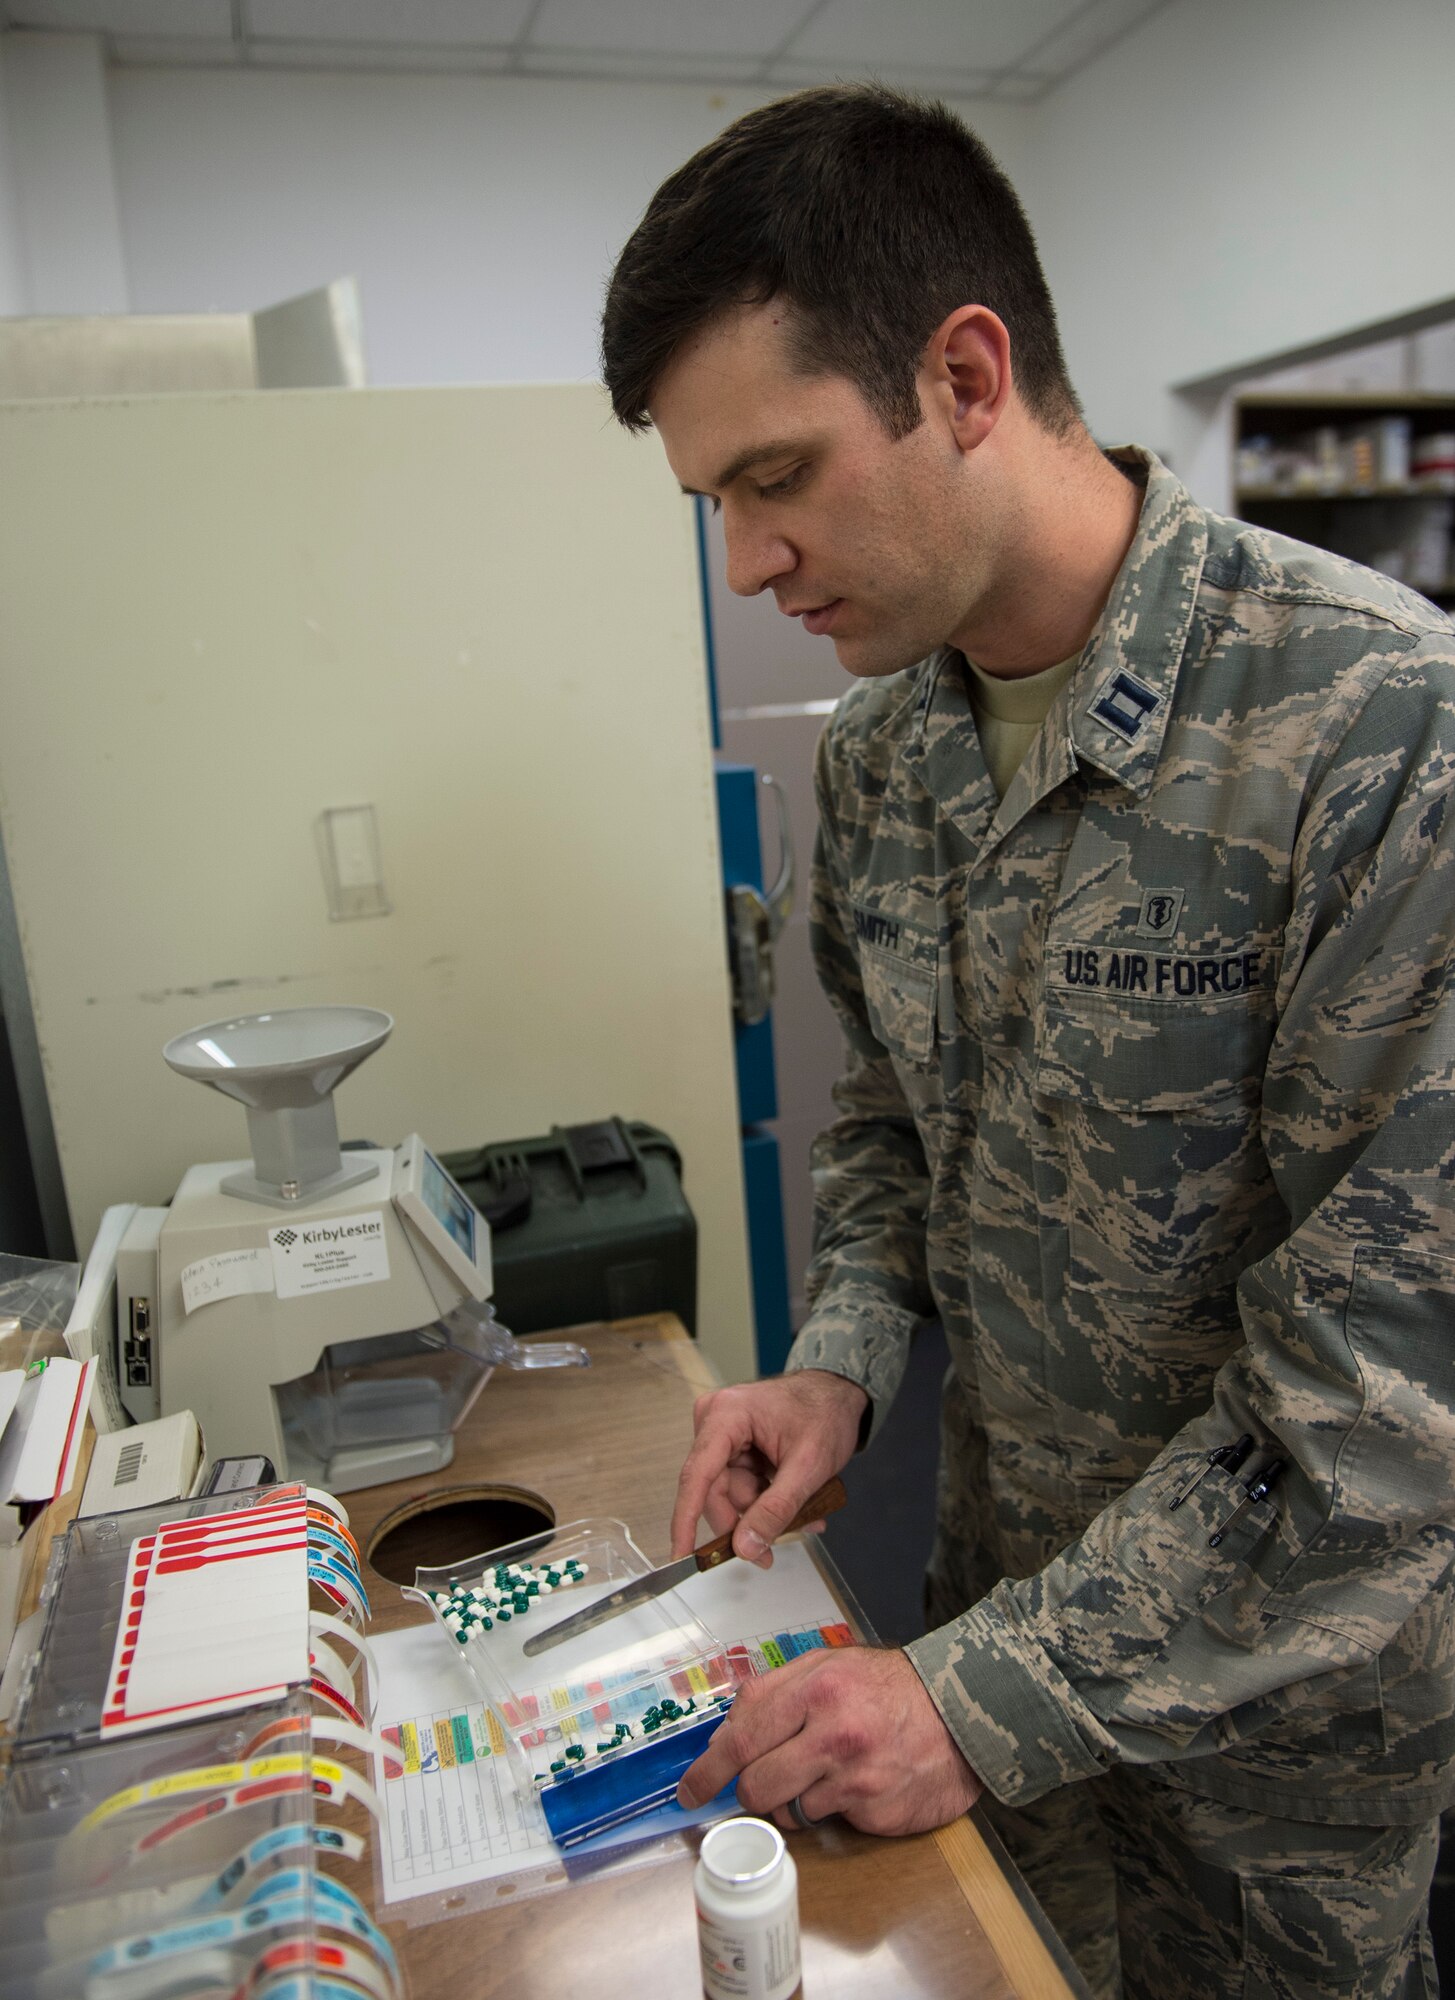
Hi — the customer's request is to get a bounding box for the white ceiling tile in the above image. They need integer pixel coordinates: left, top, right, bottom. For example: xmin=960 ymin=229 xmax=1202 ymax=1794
xmin=3 ymin=0 xmax=231 ymax=31
xmin=519 ymin=42 xmax=763 ymax=82
xmin=1016 ymin=0 xmax=1169 ymax=82
xmin=530 ymin=0 xmax=812 ymax=60
xmin=0 ymin=0 xmax=1170 ymax=89
xmin=245 ymin=34 xmax=513 ymax=67
xmin=247 ymin=0 xmax=533 ymax=47
xmin=790 ymin=0 xmax=1083 ymax=73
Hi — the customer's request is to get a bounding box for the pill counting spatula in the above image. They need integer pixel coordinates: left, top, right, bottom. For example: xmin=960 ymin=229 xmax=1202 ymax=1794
xmin=520 ymin=1475 xmax=847 ymax=1658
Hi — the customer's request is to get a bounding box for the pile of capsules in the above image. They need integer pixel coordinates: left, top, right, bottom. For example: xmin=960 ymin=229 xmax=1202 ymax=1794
xmin=428 ymin=1555 xmax=590 ymax=1643
xmin=539 ymin=1693 xmax=734 ymax=1783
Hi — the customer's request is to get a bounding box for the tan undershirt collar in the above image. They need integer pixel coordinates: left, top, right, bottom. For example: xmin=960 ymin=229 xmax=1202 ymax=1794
xmin=964 ymin=652 xmax=1080 ymax=799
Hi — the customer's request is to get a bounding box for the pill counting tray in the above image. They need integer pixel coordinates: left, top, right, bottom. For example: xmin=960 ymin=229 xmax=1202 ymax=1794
xmin=407 ymin=1517 xmax=736 ymax=1824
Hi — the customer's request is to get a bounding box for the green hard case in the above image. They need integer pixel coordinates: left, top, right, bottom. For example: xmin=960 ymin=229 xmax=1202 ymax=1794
xmin=441 ymin=1118 xmax=697 ymax=1339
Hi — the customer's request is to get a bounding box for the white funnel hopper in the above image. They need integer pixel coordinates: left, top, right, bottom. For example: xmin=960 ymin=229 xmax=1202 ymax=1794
xmin=164 ymin=1005 xmax=394 ymax=1208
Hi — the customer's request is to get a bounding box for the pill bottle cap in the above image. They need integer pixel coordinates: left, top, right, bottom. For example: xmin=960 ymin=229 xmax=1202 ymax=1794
xmin=700 ymin=1817 xmax=786 ymax=1890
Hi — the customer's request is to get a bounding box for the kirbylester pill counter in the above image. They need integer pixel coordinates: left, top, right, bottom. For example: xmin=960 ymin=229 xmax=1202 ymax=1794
xmin=97 ymin=1006 xmax=587 ymax=1493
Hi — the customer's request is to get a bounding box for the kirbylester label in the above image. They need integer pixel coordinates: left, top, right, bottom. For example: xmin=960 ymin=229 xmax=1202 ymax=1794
xmin=268 ymin=1211 xmax=390 ymax=1300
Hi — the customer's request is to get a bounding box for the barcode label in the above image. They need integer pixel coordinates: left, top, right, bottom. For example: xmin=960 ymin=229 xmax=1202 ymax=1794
xmin=115 ymin=1441 xmax=144 ymax=1486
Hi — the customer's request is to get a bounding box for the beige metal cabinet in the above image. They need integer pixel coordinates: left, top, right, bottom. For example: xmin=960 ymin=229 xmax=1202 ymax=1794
xmin=0 ymin=383 xmax=756 ymax=1381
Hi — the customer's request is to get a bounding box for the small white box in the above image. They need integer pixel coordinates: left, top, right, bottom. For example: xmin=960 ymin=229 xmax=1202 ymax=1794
xmin=80 ymin=1410 xmax=206 ymax=1517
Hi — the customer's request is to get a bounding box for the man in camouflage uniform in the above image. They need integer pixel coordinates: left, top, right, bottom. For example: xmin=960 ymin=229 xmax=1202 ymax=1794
xmin=603 ymin=85 xmax=1455 ymax=1998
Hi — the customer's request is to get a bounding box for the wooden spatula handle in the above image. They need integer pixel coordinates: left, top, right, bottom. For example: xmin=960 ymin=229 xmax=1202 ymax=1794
xmin=693 ymin=1474 xmax=848 ymax=1572
xmin=785 ymin=1474 xmax=849 ymax=1534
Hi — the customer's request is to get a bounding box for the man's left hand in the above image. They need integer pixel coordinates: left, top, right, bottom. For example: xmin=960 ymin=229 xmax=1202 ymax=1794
xmin=677 ymin=1646 xmax=983 ymax=1836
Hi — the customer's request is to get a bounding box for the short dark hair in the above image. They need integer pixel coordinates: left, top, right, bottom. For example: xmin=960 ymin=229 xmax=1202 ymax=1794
xmin=602 ymin=85 xmax=1081 ymax=440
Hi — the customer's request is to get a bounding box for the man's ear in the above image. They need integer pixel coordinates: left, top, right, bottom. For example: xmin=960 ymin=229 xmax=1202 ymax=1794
xmin=921 ymin=306 xmax=1012 ymax=453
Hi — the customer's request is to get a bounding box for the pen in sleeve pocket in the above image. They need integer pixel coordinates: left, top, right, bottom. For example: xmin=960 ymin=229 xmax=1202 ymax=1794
xmin=1169 ymin=1433 xmax=1255 ymax=1510
xmin=1209 ymin=1458 xmax=1288 ymax=1548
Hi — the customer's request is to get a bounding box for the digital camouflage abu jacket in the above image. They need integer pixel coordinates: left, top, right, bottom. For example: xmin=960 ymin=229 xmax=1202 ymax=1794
xmin=788 ymin=448 xmax=1455 ymax=1825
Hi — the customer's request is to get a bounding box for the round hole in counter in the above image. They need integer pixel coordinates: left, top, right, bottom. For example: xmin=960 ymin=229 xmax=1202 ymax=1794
xmin=366 ymin=1485 xmax=556 ymax=1586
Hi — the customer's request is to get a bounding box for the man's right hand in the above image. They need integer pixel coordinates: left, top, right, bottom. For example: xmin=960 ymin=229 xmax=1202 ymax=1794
xmin=670 ymin=1369 xmax=869 ymax=1565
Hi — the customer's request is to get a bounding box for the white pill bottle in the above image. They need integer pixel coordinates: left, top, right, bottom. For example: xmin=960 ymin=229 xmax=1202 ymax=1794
xmin=695 ymin=1816 xmax=803 ymax=2000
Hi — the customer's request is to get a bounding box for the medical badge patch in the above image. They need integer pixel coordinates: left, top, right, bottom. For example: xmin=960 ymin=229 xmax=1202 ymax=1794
xmin=1134 ymin=887 xmax=1185 ymax=940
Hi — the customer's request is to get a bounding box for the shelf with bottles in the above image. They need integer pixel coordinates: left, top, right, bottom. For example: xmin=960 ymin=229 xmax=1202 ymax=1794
xmin=1234 ymin=395 xmax=1455 ymax=605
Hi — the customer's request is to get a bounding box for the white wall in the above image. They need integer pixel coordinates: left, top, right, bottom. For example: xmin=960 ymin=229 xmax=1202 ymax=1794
xmin=2 ymin=33 xmax=126 ymax=314
xmin=1019 ymin=0 xmax=1455 ymax=460
xmin=106 ymin=64 xmax=1026 ymax=388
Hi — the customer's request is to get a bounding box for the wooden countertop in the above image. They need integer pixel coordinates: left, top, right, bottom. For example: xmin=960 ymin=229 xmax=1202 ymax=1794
xmin=341 ymin=1316 xmax=1083 ymax=2000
